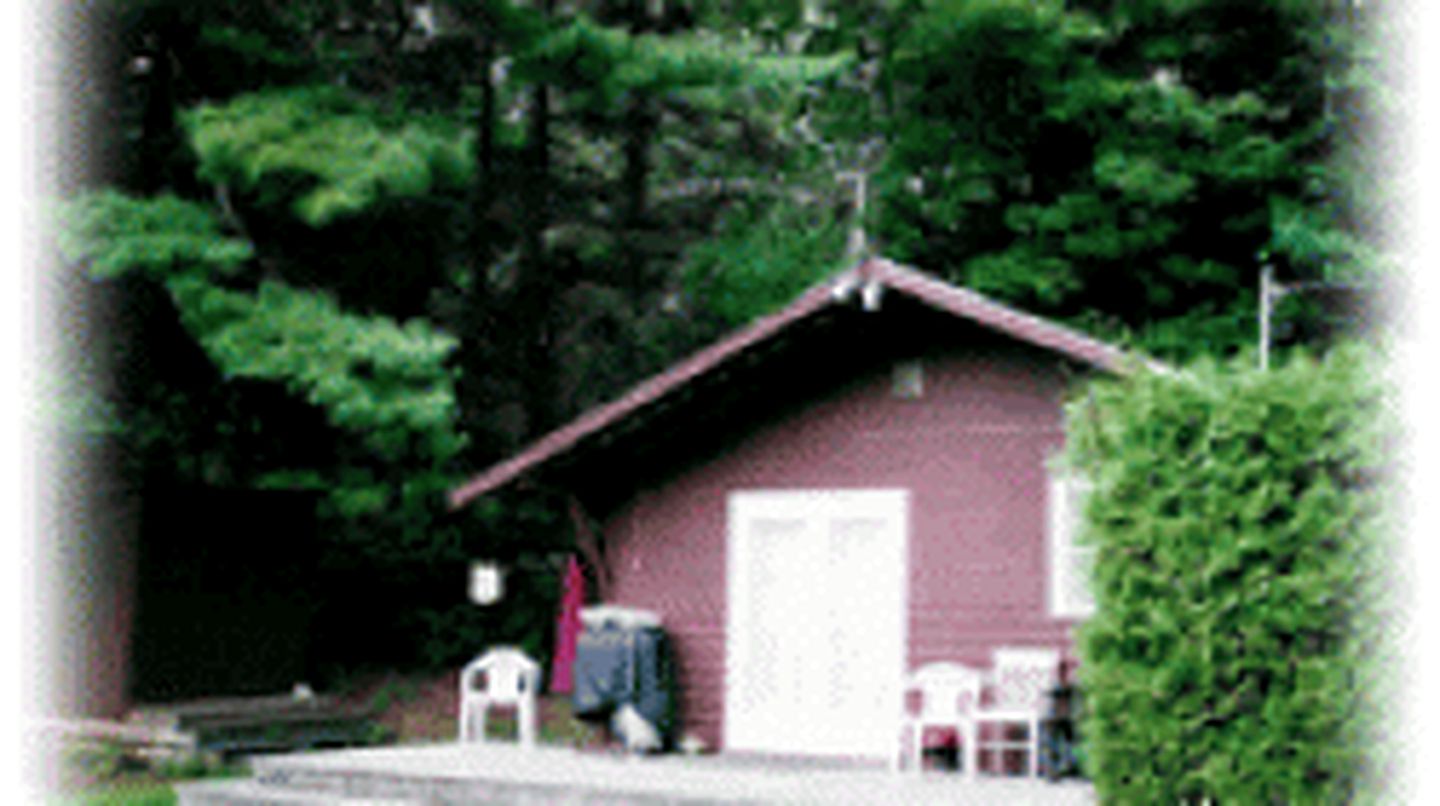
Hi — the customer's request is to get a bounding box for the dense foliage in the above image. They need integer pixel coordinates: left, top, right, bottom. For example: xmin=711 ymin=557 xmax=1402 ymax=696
xmin=47 ymin=0 xmax=1390 ymax=678
xmin=53 ymin=0 xmax=855 ymax=674
xmin=1065 ymin=347 xmax=1392 ymax=802
xmin=870 ymin=0 xmax=1387 ymax=355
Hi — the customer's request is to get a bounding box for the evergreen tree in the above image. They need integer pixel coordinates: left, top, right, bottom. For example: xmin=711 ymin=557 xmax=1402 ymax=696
xmin=50 ymin=0 xmax=1390 ymax=676
xmin=53 ymin=0 xmax=853 ymax=670
xmin=869 ymin=0 xmax=1384 ymax=358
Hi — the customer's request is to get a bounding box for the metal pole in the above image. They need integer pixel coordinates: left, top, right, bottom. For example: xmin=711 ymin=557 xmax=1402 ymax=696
xmin=1259 ymin=265 xmax=1273 ymax=371
xmin=840 ymin=169 xmax=869 ymax=263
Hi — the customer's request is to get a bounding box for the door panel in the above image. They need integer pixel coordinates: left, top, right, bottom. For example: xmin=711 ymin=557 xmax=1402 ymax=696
xmin=733 ymin=516 xmax=811 ymax=751
xmin=726 ymin=491 xmax=908 ymax=758
xmin=817 ymin=514 xmax=900 ymax=755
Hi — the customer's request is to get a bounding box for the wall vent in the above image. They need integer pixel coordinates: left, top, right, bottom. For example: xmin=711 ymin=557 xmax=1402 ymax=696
xmin=892 ymin=360 xmax=924 ymax=399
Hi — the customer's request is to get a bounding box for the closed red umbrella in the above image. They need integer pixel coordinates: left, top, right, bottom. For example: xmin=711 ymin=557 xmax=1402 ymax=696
xmin=550 ymin=555 xmax=586 ymax=693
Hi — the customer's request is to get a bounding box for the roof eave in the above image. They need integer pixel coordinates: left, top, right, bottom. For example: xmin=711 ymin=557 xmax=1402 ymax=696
xmin=446 ymin=275 xmax=847 ymax=510
xmin=448 ymin=258 xmax=1171 ymax=510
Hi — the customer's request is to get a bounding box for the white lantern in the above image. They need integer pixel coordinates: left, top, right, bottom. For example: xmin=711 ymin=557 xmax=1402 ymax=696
xmin=468 ymin=561 xmax=504 ymax=605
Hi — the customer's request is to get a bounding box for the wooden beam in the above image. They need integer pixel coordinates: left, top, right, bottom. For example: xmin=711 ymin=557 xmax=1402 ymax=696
xmin=566 ymin=494 xmax=610 ymax=599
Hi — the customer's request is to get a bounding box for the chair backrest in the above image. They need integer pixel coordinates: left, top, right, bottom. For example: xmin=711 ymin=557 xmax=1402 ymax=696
xmin=462 ymin=647 xmax=541 ymax=705
xmin=991 ymin=647 xmax=1060 ymax=712
xmin=906 ymin=662 xmax=983 ymax=720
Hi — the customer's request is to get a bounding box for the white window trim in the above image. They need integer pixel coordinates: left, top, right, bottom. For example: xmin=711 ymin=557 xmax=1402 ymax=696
xmin=1048 ymin=468 xmax=1097 ymax=619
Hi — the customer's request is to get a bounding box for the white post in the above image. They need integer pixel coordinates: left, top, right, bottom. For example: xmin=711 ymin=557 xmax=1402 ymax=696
xmin=839 ymin=169 xmax=869 ymax=264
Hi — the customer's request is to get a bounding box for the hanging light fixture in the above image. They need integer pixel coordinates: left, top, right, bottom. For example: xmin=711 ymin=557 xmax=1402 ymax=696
xmin=468 ymin=561 xmax=504 ymax=606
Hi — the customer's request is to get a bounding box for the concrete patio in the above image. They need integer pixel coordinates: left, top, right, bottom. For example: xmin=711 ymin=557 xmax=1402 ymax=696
xmin=177 ymin=742 xmax=1097 ymax=805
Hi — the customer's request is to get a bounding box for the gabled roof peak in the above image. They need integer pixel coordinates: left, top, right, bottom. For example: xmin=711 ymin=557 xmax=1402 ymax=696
xmin=448 ymin=258 xmax=1166 ymax=509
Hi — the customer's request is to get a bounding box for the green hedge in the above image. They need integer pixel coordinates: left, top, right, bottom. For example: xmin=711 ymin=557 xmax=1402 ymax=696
xmin=1066 ymin=346 xmax=1393 ymax=802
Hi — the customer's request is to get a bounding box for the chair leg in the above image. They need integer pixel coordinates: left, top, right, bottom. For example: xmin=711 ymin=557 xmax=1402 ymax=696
xmin=911 ymin=724 xmax=920 ymax=773
xmin=518 ymin=699 xmax=537 ymax=748
xmin=892 ymin=724 xmax=907 ymax=773
xmin=961 ymin=722 xmax=977 ymax=778
xmin=910 ymin=724 xmax=923 ymax=773
xmin=1026 ymin=718 xmax=1038 ymax=777
xmin=891 ymin=725 xmax=906 ymax=773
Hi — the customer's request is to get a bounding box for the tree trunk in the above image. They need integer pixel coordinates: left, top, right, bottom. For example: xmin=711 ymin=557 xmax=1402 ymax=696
xmin=617 ymin=0 xmax=658 ymax=291
xmin=516 ymin=0 xmax=559 ymax=436
xmin=138 ymin=32 xmax=178 ymax=194
xmin=618 ymin=96 xmax=654 ymax=291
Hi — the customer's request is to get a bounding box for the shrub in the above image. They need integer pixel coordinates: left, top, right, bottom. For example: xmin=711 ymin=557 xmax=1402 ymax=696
xmin=1066 ymin=345 xmax=1393 ymax=802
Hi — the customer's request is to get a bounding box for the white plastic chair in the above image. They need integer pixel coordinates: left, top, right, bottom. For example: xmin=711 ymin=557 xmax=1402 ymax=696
xmin=458 ymin=647 xmax=541 ymax=747
xmin=894 ymin=662 xmax=983 ymax=774
xmin=973 ymin=647 xmax=1060 ymax=777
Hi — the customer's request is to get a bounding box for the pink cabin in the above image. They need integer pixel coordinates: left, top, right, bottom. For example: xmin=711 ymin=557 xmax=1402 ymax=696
xmin=449 ymin=257 xmax=1160 ymax=760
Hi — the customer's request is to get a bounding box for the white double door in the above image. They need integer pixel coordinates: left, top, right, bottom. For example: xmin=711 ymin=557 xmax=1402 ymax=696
xmin=725 ymin=490 xmax=908 ymax=758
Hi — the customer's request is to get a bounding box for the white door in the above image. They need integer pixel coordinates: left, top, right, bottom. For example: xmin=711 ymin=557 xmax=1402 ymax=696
xmin=725 ymin=490 xmax=908 ymax=758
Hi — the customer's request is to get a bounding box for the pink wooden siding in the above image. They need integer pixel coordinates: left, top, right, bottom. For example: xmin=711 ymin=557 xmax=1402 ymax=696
xmin=447 ymin=257 xmax=1160 ymax=512
xmin=599 ymin=344 xmax=1081 ymax=750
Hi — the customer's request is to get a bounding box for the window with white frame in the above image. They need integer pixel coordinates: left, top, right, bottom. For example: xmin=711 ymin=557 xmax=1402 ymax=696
xmin=1048 ymin=468 xmax=1096 ymax=619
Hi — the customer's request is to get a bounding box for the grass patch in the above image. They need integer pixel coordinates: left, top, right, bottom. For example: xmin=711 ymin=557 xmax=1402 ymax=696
xmin=53 ymin=739 xmax=247 ymax=806
xmin=365 ymin=677 xmax=421 ymax=715
xmin=53 ymin=780 xmax=177 ymax=806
